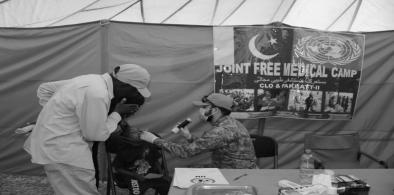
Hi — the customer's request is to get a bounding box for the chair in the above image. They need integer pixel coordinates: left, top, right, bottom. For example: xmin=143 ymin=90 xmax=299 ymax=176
xmin=105 ymin=132 xmax=170 ymax=195
xmin=250 ymin=134 xmax=278 ymax=168
xmin=304 ymin=132 xmax=388 ymax=169
xmin=387 ymin=155 xmax=394 ymax=168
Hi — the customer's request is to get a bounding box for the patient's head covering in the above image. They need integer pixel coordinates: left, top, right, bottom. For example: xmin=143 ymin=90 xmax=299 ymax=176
xmin=114 ymin=64 xmax=151 ymax=98
xmin=122 ymin=127 xmax=141 ymax=142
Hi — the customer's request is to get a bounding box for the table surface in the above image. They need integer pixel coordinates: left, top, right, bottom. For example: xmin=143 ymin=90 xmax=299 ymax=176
xmin=169 ymin=169 xmax=394 ymax=195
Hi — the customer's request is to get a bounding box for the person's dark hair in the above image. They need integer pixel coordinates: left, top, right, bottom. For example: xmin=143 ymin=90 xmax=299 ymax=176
xmin=109 ymin=74 xmax=145 ymax=113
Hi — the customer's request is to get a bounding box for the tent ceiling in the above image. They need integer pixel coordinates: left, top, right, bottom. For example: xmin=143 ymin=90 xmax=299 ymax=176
xmin=0 ymin=0 xmax=394 ymax=31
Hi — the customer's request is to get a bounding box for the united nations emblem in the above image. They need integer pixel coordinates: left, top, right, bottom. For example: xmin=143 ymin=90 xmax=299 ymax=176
xmin=294 ymin=34 xmax=361 ymax=66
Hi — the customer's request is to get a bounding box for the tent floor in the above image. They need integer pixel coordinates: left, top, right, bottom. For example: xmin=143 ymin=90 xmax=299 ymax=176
xmin=0 ymin=173 xmax=156 ymax=195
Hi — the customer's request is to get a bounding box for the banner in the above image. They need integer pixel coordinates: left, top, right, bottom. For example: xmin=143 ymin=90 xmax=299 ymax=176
xmin=213 ymin=26 xmax=364 ymax=120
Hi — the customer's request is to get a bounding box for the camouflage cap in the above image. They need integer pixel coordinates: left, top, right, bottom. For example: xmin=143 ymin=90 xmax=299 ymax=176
xmin=192 ymin=93 xmax=234 ymax=111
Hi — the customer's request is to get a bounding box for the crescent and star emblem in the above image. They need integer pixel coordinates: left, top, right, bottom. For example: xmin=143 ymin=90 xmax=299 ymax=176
xmin=248 ymin=34 xmax=279 ymax=60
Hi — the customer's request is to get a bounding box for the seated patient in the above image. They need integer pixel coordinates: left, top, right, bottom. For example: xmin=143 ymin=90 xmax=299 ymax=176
xmin=107 ymin=121 xmax=170 ymax=195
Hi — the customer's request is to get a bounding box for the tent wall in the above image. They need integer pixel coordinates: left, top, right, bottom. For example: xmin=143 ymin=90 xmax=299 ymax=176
xmin=0 ymin=23 xmax=103 ymax=175
xmin=0 ymin=22 xmax=393 ymax=176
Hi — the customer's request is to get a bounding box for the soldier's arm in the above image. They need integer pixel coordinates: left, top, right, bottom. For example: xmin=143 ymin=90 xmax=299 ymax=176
xmin=153 ymin=128 xmax=226 ymax=158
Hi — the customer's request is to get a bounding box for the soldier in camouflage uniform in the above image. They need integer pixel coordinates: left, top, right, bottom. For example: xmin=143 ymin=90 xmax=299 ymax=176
xmin=140 ymin=93 xmax=257 ymax=169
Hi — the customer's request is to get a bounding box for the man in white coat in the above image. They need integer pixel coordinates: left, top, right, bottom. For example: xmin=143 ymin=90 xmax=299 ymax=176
xmin=23 ymin=64 xmax=151 ymax=195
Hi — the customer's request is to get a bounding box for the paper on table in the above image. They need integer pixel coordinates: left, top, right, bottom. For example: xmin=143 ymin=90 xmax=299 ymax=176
xmin=312 ymin=174 xmax=332 ymax=188
xmin=173 ymin=168 xmax=229 ymax=188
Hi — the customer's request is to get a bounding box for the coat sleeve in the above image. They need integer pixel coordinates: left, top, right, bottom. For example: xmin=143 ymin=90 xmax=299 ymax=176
xmin=79 ymin=87 xmax=121 ymax=141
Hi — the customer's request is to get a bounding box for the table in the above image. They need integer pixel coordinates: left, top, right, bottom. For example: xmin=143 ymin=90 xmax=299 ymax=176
xmin=169 ymin=169 xmax=394 ymax=195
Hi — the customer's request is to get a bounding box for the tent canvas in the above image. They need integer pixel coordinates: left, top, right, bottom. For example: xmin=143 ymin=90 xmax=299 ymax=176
xmin=0 ymin=0 xmax=394 ymax=176
xmin=0 ymin=0 xmax=394 ymax=31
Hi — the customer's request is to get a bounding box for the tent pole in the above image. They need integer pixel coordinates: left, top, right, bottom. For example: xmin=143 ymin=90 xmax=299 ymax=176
xmin=140 ymin=0 xmax=145 ymax=23
xmin=161 ymin=0 xmax=193 ymax=23
xmin=325 ymin=0 xmax=357 ymax=31
xmin=46 ymin=0 xmax=100 ymax=27
xmin=108 ymin=0 xmax=141 ymax=20
xmin=218 ymin=0 xmax=247 ymax=25
xmin=0 ymin=0 xmax=10 ymax=4
xmin=270 ymin=0 xmax=286 ymax=23
xmin=100 ymin=21 xmax=109 ymax=73
xmin=348 ymin=0 xmax=363 ymax=31
xmin=210 ymin=0 xmax=220 ymax=25
xmin=280 ymin=0 xmax=296 ymax=23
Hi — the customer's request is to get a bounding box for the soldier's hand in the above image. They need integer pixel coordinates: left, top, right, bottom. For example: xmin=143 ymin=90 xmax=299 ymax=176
xmin=179 ymin=126 xmax=192 ymax=140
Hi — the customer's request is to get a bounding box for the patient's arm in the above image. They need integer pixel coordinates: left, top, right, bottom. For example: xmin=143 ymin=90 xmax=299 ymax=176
xmin=144 ymin=173 xmax=163 ymax=179
xmin=115 ymin=167 xmax=146 ymax=181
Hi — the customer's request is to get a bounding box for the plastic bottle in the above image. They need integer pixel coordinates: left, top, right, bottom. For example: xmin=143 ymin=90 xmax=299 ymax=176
xmin=299 ymin=148 xmax=315 ymax=185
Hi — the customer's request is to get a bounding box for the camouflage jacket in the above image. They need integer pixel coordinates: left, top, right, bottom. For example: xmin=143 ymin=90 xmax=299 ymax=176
xmin=154 ymin=116 xmax=257 ymax=169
